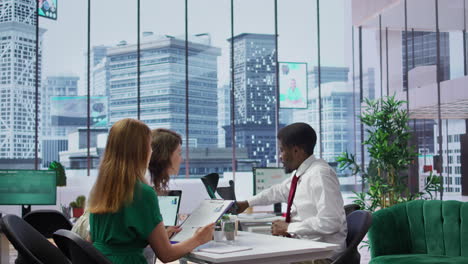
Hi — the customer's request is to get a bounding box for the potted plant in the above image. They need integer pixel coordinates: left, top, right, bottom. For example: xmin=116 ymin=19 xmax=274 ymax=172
xmin=336 ymin=95 xmax=422 ymax=211
xmin=70 ymin=195 xmax=86 ymax=218
xmin=49 ymin=161 xmax=67 ymax=187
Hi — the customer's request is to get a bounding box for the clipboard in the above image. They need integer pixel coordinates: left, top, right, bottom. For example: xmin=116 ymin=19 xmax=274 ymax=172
xmin=171 ymin=199 xmax=234 ymax=243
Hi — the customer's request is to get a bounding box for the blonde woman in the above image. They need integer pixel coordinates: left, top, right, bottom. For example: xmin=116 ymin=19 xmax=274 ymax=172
xmin=89 ymin=119 xmax=214 ymax=264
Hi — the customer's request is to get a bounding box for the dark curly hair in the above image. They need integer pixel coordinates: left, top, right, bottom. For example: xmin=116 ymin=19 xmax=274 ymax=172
xmin=148 ymin=128 xmax=182 ymax=192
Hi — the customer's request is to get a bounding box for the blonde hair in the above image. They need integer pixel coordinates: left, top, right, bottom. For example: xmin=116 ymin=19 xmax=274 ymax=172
xmin=148 ymin=128 xmax=182 ymax=192
xmin=89 ymin=118 xmax=151 ymax=214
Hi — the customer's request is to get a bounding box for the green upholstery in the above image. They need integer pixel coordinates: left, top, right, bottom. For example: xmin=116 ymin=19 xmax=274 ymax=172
xmin=368 ymin=200 xmax=468 ymax=264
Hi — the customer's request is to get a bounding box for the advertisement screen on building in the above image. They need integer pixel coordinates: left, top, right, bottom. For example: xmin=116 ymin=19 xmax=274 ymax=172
xmin=279 ymin=62 xmax=308 ymax=109
xmin=38 ymin=0 xmax=57 ymax=20
xmin=51 ymin=96 xmax=107 ymax=126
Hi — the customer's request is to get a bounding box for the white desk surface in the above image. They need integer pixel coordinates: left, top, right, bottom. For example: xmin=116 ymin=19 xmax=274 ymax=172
xmin=184 ymin=231 xmax=339 ymax=264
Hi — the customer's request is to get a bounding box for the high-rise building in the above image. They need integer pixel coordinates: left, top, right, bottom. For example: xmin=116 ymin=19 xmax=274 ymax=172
xmin=105 ymin=34 xmax=221 ymax=147
xmin=402 ymin=31 xmax=449 ymax=156
xmin=310 ymin=66 xmax=349 ymax=88
xmin=293 ymin=82 xmax=357 ymax=164
xmin=225 ymin=33 xmax=278 ymax=166
xmin=0 ymin=0 xmax=45 ymax=161
xmin=218 ymin=84 xmax=230 ymax=148
xmin=402 ymin=31 xmax=450 ymax=90
xmin=41 ymin=75 xmax=79 ymax=167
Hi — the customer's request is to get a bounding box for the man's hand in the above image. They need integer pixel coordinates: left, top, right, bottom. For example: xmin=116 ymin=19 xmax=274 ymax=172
xmin=271 ymin=220 xmax=290 ymax=237
xmin=166 ymin=226 xmax=182 ymax=238
xmin=236 ymin=200 xmax=249 ymax=214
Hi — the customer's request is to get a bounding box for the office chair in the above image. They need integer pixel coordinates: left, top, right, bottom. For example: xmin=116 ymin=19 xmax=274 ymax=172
xmin=23 ymin=209 xmax=73 ymax=238
xmin=343 ymin=204 xmax=360 ymax=216
xmin=53 ymin=229 xmax=112 ymax=264
xmin=0 ymin=214 xmax=71 ymax=264
xmin=332 ymin=210 xmax=372 ymax=264
xmin=200 ymin=173 xmax=220 ymax=199
xmin=216 ymin=180 xmax=237 ymax=200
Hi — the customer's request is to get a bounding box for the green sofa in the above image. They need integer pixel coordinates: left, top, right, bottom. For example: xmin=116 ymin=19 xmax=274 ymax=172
xmin=368 ymin=200 xmax=468 ymax=264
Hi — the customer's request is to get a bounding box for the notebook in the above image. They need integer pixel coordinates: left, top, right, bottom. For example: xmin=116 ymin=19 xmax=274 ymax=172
xmin=158 ymin=190 xmax=182 ymax=227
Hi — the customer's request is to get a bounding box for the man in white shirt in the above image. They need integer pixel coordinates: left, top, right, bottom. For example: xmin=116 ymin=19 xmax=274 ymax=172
xmin=237 ymin=123 xmax=347 ymax=263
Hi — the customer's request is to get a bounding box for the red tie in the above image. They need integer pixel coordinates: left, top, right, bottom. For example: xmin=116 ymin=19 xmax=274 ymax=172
xmin=285 ymin=175 xmax=299 ymax=223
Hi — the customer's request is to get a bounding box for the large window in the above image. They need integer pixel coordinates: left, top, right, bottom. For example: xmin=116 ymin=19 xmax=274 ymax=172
xmin=1 ymin=0 xmax=467 ymax=202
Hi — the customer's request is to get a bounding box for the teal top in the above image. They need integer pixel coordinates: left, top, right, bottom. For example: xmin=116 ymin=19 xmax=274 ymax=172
xmin=90 ymin=181 xmax=163 ymax=264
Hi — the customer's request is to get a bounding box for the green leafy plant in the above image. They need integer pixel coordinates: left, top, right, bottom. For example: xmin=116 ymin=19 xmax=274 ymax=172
xmin=49 ymin=161 xmax=66 ymax=187
xmin=70 ymin=195 xmax=86 ymax=209
xmin=337 ymin=95 xmax=420 ymax=212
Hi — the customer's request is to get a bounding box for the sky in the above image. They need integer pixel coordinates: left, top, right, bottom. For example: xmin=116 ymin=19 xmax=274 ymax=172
xmin=40 ymin=0 xmax=349 ymax=94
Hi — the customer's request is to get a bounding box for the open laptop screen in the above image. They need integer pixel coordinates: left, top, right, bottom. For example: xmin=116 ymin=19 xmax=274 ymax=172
xmin=158 ymin=190 xmax=182 ymax=227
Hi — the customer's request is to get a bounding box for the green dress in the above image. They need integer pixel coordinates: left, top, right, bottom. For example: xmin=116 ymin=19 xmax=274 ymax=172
xmin=90 ymin=181 xmax=162 ymax=264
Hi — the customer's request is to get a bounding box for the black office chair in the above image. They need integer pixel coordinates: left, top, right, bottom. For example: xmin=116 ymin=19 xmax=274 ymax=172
xmin=200 ymin=173 xmax=219 ymax=199
xmin=0 ymin=214 xmax=70 ymax=264
xmin=216 ymin=180 xmax=237 ymax=200
xmin=343 ymin=204 xmax=360 ymax=216
xmin=23 ymin=209 xmax=73 ymax=238
xmin=332 ymin=210 xmax=372 ymax=264
xmin=53 ymin=229 xmax=112 ymax=264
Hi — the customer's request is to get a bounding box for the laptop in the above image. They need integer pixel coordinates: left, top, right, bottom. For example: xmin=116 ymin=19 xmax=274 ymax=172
xmin=158 ymin=190 xmax=182 ymax=227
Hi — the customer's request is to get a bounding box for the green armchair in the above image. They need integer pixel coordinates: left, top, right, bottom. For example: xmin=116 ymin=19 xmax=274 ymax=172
xmin=368 ymin=200 xmax=468 ymax=264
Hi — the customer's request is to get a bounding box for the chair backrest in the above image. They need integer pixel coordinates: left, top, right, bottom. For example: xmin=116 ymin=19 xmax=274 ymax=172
xmin=53 ymin=229 xmax=113 ymax=264
xmin=200 ymin=173 xmax=219 ymax=198
xmin=332 ymin=210 xmax=372 ymax=264
xmin=368 ymin=200 xmax=468 ymax=258
xmin=23 ymin=209 xmax=73 ymax=238
xmin=216 ymin=180 xmax=236 ymax=200
xmin=344 ymin=204 xmax=360 ymax=216
xmin=0 ymin=214 xmax=70 ymax=264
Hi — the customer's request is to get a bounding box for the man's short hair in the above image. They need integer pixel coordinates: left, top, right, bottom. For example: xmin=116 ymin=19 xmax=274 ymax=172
xmin=277 ymin=122 xmax=317 ymax=156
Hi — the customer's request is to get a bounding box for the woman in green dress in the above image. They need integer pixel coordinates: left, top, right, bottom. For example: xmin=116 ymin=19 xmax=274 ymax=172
xmin=88 ymin=118 xmax=214 ymax=264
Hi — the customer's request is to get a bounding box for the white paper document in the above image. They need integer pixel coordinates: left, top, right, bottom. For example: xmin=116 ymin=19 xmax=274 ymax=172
xmin=171 ymin=199 xmax=234 ymax=242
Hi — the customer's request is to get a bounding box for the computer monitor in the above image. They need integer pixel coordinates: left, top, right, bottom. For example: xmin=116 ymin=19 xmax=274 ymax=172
xmin=158 ymin=190 xmax=182 ymax=227
xmin=253 ymin=167 xmax=290 ymax=214
xmin=0 ymin=170 xmax=57 ymax=215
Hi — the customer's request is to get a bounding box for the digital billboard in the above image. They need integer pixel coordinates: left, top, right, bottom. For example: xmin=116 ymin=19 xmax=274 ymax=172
xmin=38 ymin=0 xmax=57 ymax=20
xmin=279 ymin=62 xmax=308 ymax=109
xmin=51 ymin=96 xmax=108 ymax=127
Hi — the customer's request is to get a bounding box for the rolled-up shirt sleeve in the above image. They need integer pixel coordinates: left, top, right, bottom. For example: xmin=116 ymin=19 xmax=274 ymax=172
xmin=287 ymin=166 xmax=344 ymax=237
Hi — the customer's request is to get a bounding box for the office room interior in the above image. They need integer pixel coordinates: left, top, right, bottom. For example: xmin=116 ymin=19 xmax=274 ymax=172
xmin=1 ymin=0 xmax=468 ymax=263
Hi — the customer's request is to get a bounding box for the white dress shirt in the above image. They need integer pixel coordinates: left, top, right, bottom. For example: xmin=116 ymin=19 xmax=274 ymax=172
xmin=248 ymin=154 xmax=347 ymax=257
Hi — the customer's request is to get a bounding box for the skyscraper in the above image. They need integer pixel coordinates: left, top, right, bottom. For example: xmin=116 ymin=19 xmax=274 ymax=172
xmin=0 ymin=0 xmax=45 ymax=161
xmin=105 ymin=34 xmax=221 ymax=147
xmin=225 ymin=33 xmax=278 ymax=166
xmin=41 ymin=75 xmax=79 ymax=167
xmin=310 ymin=66 xmax=349 ymax=88
xmin=402 ymin=31 xmax=450 ymax=90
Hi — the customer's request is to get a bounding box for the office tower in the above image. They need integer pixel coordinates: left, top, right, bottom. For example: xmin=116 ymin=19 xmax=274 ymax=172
xmin=105 ymin=34 xmax=221 ymax=147
xmin=218 ymin=84 xmax=230 ymax=148
xmin=432 ymin=119 xmax=465 ymax=193
xmin=310 ymin=66 xmax=349 ymax=88
xmin=402 ymin=31 xmax=450 ymax=90
xmin=293 ymin=82 xmax=356 ymax=164
xmin=41 ymin=75 xmax=79 ymax=167
xmin=85 ymin=45 xmax=109 ymax=96
xmin=0 ymin=0 xmax=45 ymax=162
xmin=224 ymin=33 xmax=278 ymax=166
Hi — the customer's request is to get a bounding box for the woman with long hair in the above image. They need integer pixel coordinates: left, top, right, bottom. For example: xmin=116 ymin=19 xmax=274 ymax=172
xmin=148 ymin=128 xmax=182 ymax=193
xmin=88 ymin=119 xmax=213 ymax=264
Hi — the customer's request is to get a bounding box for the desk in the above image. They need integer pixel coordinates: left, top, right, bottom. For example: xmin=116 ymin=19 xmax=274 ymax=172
xmin=181 ymin=231 xmax=338 ymax=264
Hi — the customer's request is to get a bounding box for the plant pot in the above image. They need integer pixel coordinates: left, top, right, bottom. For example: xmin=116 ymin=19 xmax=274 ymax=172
xmin=72 ymin=208 xmax=84 ymax=218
